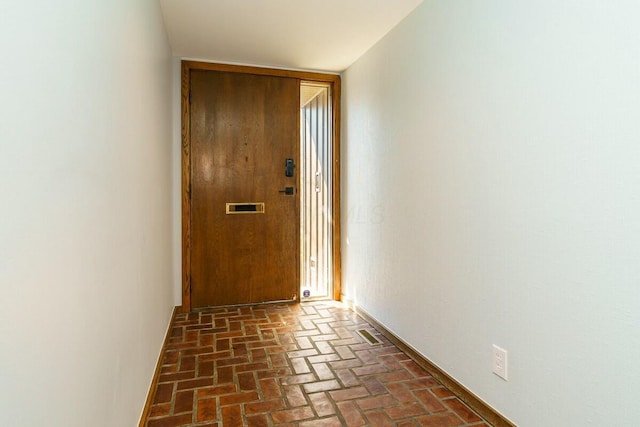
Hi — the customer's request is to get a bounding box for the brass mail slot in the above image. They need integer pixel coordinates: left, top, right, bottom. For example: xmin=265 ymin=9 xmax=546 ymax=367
xmin=226 ymin=202 xmax=265 ymax=214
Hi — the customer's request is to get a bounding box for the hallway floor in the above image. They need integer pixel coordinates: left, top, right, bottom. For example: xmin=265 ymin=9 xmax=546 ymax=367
xmin=144 ymin=301 xmax=490 ymax=427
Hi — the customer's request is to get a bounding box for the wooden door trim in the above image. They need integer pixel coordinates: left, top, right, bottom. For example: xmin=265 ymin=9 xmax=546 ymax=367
xmin=181 ymin=61 xmax=341 ymax=312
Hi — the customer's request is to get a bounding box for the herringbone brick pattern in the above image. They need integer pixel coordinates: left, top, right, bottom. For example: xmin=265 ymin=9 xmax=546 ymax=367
xmin=144 ymin=302 xmax=490 ymax=427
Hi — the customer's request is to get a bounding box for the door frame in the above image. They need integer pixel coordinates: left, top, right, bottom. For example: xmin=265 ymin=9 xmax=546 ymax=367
xmin=180 ymin=61 xmax=341 ymax=312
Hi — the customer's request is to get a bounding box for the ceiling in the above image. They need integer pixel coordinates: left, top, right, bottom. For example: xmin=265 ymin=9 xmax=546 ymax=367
xmin=159 ymin=0 xmax=424 ymax=73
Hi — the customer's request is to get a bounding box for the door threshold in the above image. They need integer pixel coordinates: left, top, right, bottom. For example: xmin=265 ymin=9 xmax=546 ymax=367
xmin=191 ymin=299 xmax=298 ymax=312
xmin=300 ymin=296 xmax=332 ymax=303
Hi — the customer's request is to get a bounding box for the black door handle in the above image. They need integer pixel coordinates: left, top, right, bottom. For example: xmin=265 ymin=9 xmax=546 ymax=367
xmin=279 ymin=187 xmax=294 ymax=195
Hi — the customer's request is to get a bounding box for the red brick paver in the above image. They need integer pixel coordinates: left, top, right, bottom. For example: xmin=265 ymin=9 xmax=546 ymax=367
xmin=144 ymin=302 xmax=490 ymax=427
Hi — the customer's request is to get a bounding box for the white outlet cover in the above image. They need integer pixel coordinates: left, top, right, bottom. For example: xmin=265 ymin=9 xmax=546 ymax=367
xmin=492 ymin=344 xmax=508 ymax=381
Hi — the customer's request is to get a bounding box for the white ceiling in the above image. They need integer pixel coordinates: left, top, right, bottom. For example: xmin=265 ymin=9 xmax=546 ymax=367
xmin=159 ymin=0 xmax=424 ymax=73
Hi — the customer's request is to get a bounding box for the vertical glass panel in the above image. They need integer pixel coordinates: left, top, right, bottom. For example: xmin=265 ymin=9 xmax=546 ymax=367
xmin=300 ymin=83 xmax=332 ymax=299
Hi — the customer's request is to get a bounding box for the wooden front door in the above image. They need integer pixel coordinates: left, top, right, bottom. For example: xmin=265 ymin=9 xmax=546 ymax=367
xmin=189 ymin=69 xmax=299 ymax=308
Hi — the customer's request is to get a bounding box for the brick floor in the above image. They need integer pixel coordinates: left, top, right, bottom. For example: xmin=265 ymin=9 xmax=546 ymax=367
xmin=143 ymin=301 xmax=490 ymax=427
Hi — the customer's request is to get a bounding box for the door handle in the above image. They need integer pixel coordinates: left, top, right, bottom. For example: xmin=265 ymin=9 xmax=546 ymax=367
xmin=279 ymin=187 xmax=295 ymax=195
xmin=285 ymin=158 xmax=295 ymax=177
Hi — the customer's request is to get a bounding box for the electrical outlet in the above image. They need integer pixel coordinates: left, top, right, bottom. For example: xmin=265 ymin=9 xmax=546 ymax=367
xmin=492 ymin=345 xmax=508 ymax=380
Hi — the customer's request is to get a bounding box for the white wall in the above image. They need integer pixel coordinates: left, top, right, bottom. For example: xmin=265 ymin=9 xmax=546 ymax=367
xmin=172 ymin=57 xmax=183 ymax=305
xmin=342 ymin=1 xmax=640 ymax=425
xmin=0 ymin=1 xmax=175 ymax=426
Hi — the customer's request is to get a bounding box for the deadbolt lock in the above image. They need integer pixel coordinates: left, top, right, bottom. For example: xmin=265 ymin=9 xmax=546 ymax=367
xmin=285 ymin=158 xmax=295 ymax=177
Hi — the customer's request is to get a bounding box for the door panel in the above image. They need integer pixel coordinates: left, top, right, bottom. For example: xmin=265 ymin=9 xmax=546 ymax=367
xmin=300 ymin=84 xmax=333 ymax=299
xmin=190 ymin=70 xmax=299 ymax=308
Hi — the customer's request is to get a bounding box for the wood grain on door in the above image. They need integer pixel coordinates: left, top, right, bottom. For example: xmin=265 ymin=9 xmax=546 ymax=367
xmin=189 ymin=70 xmax=300 ymax=308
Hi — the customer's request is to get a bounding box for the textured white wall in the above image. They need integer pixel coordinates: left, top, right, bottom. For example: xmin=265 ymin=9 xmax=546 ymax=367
xmin=342 ymin=1 xmax=640 ymax=425
xmin=0 ymin=1 xmax=174 ymax=426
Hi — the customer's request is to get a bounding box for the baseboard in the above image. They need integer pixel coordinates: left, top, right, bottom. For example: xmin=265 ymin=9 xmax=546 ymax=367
xmin=345 ymin=299 xmax=516 ymax=427
xmin=138 ymin=306 xmax=178 ymax=427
